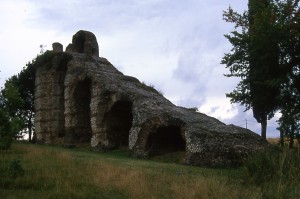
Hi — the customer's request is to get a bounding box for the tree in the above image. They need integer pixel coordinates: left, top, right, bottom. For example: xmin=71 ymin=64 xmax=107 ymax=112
xmin=2 ymin=50 xmax=72 ymax=142
xmin=6 ymin=51 xmax=56 ymax=142
xmin=275 ymin=0 xmax=300 ymax=147
xmin=223 ymin=0 xmax=300 ymax=140
xmin=14 ymin=61 xmax=36 ymax=142
xmin=0 ymin=81 xmax=25 ymax=149
xmin=248 ymin=0 xmax=286 ymax=140
xmin=277 ymin=84 xmax=300 ymax=147
xmin=1 ymin=54 xmax=41 ymax=143
xmin=222 ymin=0 xmax=285 ymax=139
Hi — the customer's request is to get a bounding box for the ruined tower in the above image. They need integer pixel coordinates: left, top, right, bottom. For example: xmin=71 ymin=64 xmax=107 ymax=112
xmin=34 ymin=30 xmax=268 ymax=167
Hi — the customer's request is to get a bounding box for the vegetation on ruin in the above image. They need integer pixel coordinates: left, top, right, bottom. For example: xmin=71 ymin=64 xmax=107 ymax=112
xmin=35 ymin=51 xmax=73 ymax=70
xmin=0 ymin=51 xmax=73 ymax=144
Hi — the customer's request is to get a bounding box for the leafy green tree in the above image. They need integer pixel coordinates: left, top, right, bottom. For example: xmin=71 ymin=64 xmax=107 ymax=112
xmin=1 ymin=56 xmax=38 ymax=143
xmin=277 ymin=86 xmax=300 ymax=147
xmin=275 ymin=0 xmax=300 ymax=147
xmin=0 ymin=82 xmax=25 ymax=149
xmin=222 ymin=0 xmax=283 ymax=139
xmin=13 ymin=61 xmax=36 ymax=142
xmin=0 ymin=108 xmax=14 ymax=149
xmin=222 ymin=0 xmax=300 ymax=139
xmin=248 ymin=0 xmax=285 ymax=140
xmin=2 ymin=50 xmax=72 ymax=142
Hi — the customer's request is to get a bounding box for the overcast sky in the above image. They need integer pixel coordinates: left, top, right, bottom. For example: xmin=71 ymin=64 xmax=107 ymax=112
xmin=0 ymin=0 xmax=280 ymax=137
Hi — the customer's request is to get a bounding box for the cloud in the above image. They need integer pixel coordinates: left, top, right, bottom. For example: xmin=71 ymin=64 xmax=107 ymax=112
xmin=0 ymin=0 xmax=280 ymax=137
xmin=199 ymin=96 xmax=238 ymax=120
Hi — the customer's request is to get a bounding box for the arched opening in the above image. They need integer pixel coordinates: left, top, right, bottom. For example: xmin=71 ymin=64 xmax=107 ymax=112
xmin=103 ymin=100 xmax=133 ymax=149
xmin=146 ymin=125 xmax=186 ymax=161
xmin=73 ymin=78 xmax=92 ymax=143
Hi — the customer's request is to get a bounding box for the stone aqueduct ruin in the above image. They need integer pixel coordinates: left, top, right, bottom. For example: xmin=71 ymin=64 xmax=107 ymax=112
xmin=35 ymin=30 xmax=268 ymax=167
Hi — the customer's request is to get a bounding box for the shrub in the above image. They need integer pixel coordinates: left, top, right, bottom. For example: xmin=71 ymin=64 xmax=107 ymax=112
xmin=244 ymin=145 xmax=300 ymax=185
xmin=0 ymin=110 xmax=13 ymax=150
xmin=0 ymin=116 xmax=24 ymax=150
xmin=0 ymin=135 xmax=13 ymax=150
xmin=8 ymin=157 xmax=25 ymax=179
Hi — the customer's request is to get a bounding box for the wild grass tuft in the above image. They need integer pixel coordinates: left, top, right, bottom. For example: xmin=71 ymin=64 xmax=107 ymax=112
xmin=244 ymin=145 xmax=300 ymax=198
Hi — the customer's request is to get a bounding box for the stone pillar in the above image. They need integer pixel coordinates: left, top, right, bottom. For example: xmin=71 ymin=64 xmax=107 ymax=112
xmin=71 ymin=30 xmax=99 ymax=57
xmin=65 ymin=44 xmax=74 ymax=53
xmin=35 ymin=67 xmax=66 ymax=144
xmin=52 ymin=42 xmax=63 ymax=52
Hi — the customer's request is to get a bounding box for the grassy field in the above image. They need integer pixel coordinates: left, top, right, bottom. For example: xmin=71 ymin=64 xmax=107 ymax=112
xmin=0 ymin=142 xmax=299 ymax=199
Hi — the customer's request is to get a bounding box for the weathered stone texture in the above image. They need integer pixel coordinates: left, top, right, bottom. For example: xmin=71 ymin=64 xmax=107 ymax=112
xmin=35 ymin=60 xmax=67 ymax=144
xmin=52 ymin=42 xmax=63 ymax=52
xmin=35 ymin=30 xmax=268 ymax=167
xmin=66 ymin=30 xmax=99 ymax=57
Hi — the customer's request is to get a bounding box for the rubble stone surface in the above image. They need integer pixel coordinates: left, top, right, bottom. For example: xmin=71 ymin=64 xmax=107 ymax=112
xmin=35 ymin=30 xmax=268 ymax=167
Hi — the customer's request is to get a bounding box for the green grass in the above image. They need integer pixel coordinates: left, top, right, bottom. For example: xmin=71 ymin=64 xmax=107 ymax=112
xmin=243 ymin=145 xmax=300 ymax=198
xmin=0 ymin=142 xmax=299 ymax=199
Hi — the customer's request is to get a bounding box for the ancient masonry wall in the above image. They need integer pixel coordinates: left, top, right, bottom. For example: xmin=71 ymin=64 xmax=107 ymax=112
xmin=35 ymin=67 xmax=66 ymax=144
xmin=34 ymin=30 xmax=268 ymax=167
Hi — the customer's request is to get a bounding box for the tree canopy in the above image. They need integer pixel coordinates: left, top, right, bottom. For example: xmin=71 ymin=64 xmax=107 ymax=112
xmin=0 ymin=81 xmax=25 ymax=149
xmin=222 ymin=0 xmax=300 ymax=140
xmin=0 ymin=50 xmax=72 ymax=143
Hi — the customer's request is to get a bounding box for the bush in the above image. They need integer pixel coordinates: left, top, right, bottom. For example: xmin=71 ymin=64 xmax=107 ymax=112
xmin=0 ymin=117 xmax=24 ymax=150
xmin=0 ymin=107 xmax=25 ymax=150
xmin=0 ymin=110 xmax=13 ymax=150
xmin=0 ymin=135 xmax=13 ymax=150
xmin=8 ymin=157 xmax=25 ymax=179
xmin=244 ymin=146 xmax=300 ymax=185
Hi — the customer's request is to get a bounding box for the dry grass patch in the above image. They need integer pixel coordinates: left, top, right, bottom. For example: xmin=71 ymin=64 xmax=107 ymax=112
xmin=1 ymin=142 xmax=266 ymax=199
xmin=89 ymin=159 xmax=261 ymax=199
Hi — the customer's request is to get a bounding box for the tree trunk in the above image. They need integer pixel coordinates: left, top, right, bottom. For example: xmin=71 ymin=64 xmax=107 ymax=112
xmin=289 ymin=124 xmax=295 ymax=148
xmin=261 ymin=119 xmax=267 ymax=140
xmin=28 ymin=111 xmax=33 ymax=143
xmin=280 ymin=129 xmax=284 ymax=147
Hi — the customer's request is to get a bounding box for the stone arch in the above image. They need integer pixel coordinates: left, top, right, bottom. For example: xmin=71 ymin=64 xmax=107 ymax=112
xmin=55 ymin=65 xmax=68 ymax=139
xmin=73 ymin=77 xmax=92 ymax=142
xmin=64 ymin=77 xmax=92 ymax=145
xmin=146 ymin=125 xmax=186 ymax=156
xmin=102 ymin=100 xmax=133 ymax=149
xmin=133 ymin=117 xmax=186 ymax=161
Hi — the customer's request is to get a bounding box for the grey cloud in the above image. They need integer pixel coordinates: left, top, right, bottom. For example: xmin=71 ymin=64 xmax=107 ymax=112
xmin=29 ymin=0 xmax=194 ymax=34
xmin=3 ymin=0 xmax=277 ymax=136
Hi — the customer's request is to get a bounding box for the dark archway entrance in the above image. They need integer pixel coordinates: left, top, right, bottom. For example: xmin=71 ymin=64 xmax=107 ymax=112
xmin=146 ymin=125 xmax=186 ymax=161
xmin=103 ymin=100 xmax=133 ymax=149
xmin=73 ymin=78 xmax=92 ymax=143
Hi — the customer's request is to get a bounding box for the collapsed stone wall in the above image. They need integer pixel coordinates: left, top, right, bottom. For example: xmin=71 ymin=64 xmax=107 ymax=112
xmin=35 ymin=30 xmax=268 ymax=167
